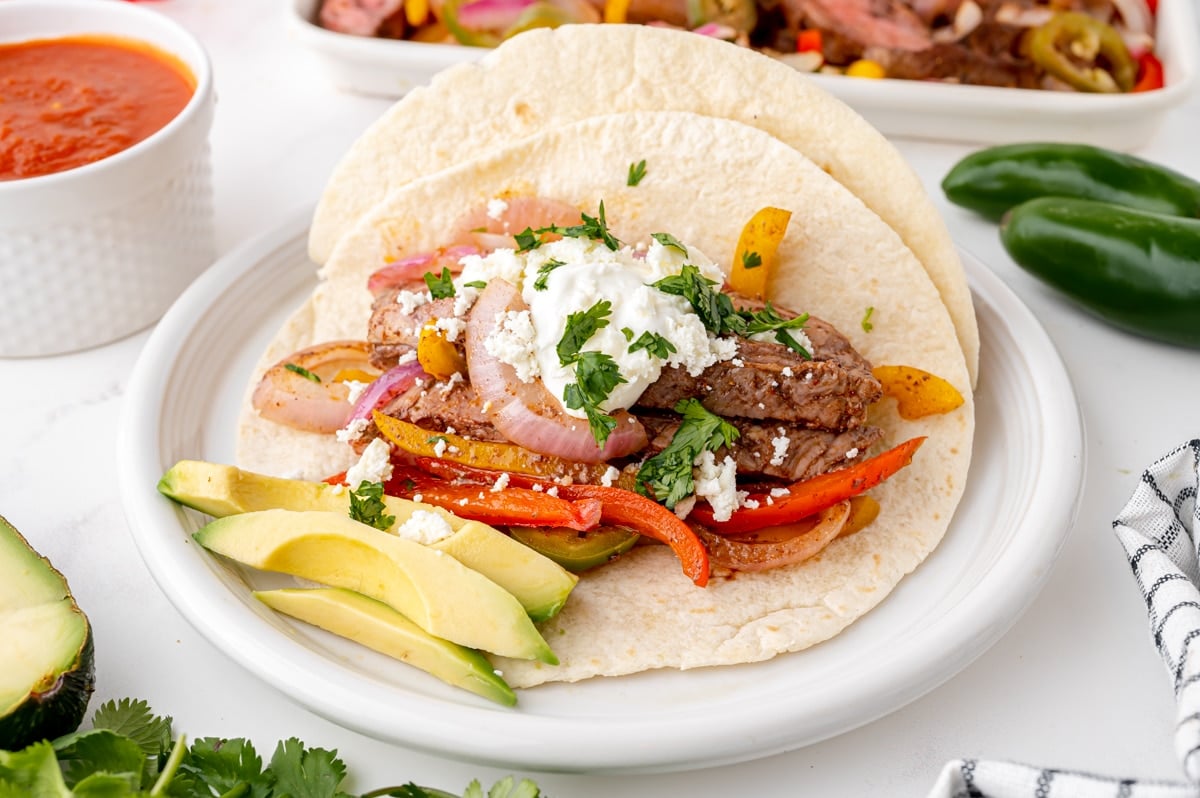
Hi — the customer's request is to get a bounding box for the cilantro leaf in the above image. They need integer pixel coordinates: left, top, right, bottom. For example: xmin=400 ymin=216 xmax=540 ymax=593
xmin=349 ymin=481 xmax=396 ymax=531
xmin=89 ymin=698 xmax=174 ymax=759
xmin=423 ymin=267 xmax=456 ymax=300
xmin=861 ymin=306 xmax=875 ymax=332
xmin=267 ymin=738 xmax=351 ymax=798
xmin=178 ymin=737 xmax=272 ymax=797
xmin=285 ymin=363 xmax=321 ymax=383
xmin=737 ymin=302 xmax=812 ymax=358
xmin=463 ymin=280 xmax=487 ymax=290
xmin=532 ymin=259 xmax=564 ymax=291
xmin=636 ymin=399 xmax=739 ymax=507
xmin=650 ymin=232 xmax=687 ymax=256
xmin=535 ymin=202 xmax=622 ymax=251
xmin=54 ymin=729 xmax=147 ymax=789
xmin=514 ymin=227 xmax=542 ymax=253
xmin=562 ymin=351 xmax=626 ymax=446
xmin=556 ymin=300 xmax=612 ymax=366
xmin=741 ymin=250 xmax=763 ymax=270
xmin=651 ymin=265 xmax=743 ymax=336
xmin=627 ymin=159 xmax=647 ymax=186
xmin=620 ymin=326 xmax=635 ymax=342
xmin=628 ymin=330 xmax=676 ymax=360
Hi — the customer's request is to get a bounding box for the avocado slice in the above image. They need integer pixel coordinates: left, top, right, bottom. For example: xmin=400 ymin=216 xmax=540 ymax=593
xmin=159 ymin=460 xmax=577 ymax=621
xmin=255 ymin=587 xmax=516 ymax=706
xmin=508 ymin=526 xmax=640 ymax=572
xmin=194 ymin=509 xmax=557 ymax=664
xmin=0 ymin=515 xmax=95 ymax=750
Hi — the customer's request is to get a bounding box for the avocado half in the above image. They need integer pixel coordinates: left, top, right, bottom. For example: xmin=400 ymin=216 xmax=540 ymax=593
xmin=0 ymin=515 xmax=95 ymax=750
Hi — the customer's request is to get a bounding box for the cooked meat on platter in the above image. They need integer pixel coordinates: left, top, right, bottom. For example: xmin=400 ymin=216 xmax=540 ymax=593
xmin=317 ymin=0 xmax=1161 ymax=92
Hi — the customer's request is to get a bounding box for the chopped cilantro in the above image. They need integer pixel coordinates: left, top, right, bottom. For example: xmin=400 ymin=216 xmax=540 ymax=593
xmin=424 ymin=267 xmax=455 ymax=299
xmin=627 ymin=159 xmax=647 ymax=186
xmin=556 ymin=300 xmax=612 ymax=366
xmin=738 ymin=302 xmax=812 ymax=358
xmin=651 ymin=264 xmax=742 ymax=336
xmin=463 ymin=280 xmax=488 ymax=289
xmin=532 ymin=258 xmax=564 ymax=291
xmin=651 ymin=232 xmax=687 ymax=256
xmin=861 ymin=306 xmax=875 ymax=332
xmin=348 ymin=480 xmax=395 ymax=531
xmin=514 ymin=227 xmax=542 ymax=253
xmin=741 ymin=250 xmax=763 ymax=270
xmin=636 ymin=399 xmax=739 ymax=508
xmin=562 ymin=351 xmax=626 ymax=446
xmin=628 ymin=330 xmax=677 ymax=359
xmin=285 ymin=363 xmax=321 ymax=383
xmin=621 ymin=326 xmax=635 ymax=341
xmin=426 ymin=435 xmax=449 ymax=445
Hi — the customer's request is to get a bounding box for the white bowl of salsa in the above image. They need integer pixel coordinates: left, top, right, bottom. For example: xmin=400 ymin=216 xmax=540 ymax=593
xmin=0 ymin=0 xmax=216 ymax=357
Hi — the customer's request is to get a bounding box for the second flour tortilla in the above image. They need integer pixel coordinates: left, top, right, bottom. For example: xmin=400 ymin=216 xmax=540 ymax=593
xmin=240 ymin=110 xmax=974 ymax=686
xmin=306 ymin=24 xmax=979 ymax=387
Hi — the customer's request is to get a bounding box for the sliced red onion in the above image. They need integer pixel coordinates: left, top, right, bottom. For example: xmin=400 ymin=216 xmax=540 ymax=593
xmin=1111 ymin=0 xmax=1152 ymax=38
xmin=252 ymin=341 xmax=374 ymax=433
xmin=696 ymin=501 xmax=850 ymax=573
xmin=692 ymin=22 xmax=737 ymax=39
xmin=456 ymin=0 xmax=536 ymax=30
xmin=366 ymin=245 xmax=478 ymax=295
xmin=348 ymin=360 xmax=429 ymax=425
xmin=464 ymin=279 xmax=647 ymax=463
xmin=545 ymin=0 xmax=600 ymax=23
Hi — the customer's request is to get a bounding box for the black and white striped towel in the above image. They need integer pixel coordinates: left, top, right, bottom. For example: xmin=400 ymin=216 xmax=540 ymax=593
xmin=928 ymin=439 xmax=1200 ymax=798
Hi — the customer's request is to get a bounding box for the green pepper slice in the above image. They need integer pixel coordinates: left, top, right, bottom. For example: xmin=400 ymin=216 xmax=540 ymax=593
xmin=1027 ymin=11 xmax=1136 ymax=93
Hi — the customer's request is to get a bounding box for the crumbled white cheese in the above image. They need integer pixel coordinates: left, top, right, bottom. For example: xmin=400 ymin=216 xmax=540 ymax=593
xmin=743 ymin=498 xmax=761 ymax=510
xmin=532 ymin=483 xmax=544 ymax=492
xmin=769 ymin=435 xmax=791 ymax=467
xmin=491 ymin=472 xmax=511 ymax=492
xmin=781 ymin=366 xmax=794 ymax=378
xmin=546 ymin=486 xmax=559 ymax=498
xmin=394 ymin=509 xmax=455 ymax=544
xmin=396 ymin=350 xmax=418 ymax=365
xmin=452 ymin=285 xmax=480 ymax=317
xmin=731 ymin=357 xmax=745 ymax=368
xmin=750 ymin=328 xmax=813 ymax=355
xmin=412 ymin=493 xmax=423 ymax=503
xmin=343 ymin=380 xmax=370 ymax=406
xmin=486 ymin=198 xmax=509 ymax=221
xmin=484 ymin=309 xmax=540 ymax=383
xmin=395 ymin=290 xmax=429 ymax=315
xmin=693 ymin=451 xmax=740 ymax=523
xmin=335 ymin=417 xmax=369 ymax=443
xmin=600 ymin=465 xmax=620 ymax=487
xmin=845 ymin=447 xmax=860 ymax=459
xmin=433 ymin=315 xmax=467 ymax=343
xmin=432 ymin=437 xmax=448 ymax=458
xmin=769 ymin=487 xmax=791 ymax=498
xmin=345 ymin=437 xmax=393 ymax=488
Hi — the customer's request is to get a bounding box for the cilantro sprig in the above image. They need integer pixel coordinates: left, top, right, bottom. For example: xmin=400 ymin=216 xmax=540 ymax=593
xmin=348 ymin=480 xmax=395 ymax=531
xmin=514 ymin=201 xmax=622 ymax=253
xmin=0 ymin=697 xmax=543 ymax=797
xmin=423 ymin=267 xmax=456 ymax=299
xmin=627 ymin=159 xmax=647 ymax=186
xmin=532 ymin=259 xmax=564 ymax=291
xmin=555 ymin=300 xmax=627 ymax=445
xmin=556 ymin=300 xmax=613 ymax=365
xmin=635 ymin=399 xmax=740 ymax=507
xmin=628 ymin=330 xmax=676 ymax=360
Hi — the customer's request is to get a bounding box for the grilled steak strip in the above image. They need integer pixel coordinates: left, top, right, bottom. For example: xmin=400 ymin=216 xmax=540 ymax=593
xmin=640 ymin=414 xmax=883 ymax=482
xmin=367 ymin=291 xmax=456 ymax=371
xmin=636 ymin=336 xmax=882 ymax=430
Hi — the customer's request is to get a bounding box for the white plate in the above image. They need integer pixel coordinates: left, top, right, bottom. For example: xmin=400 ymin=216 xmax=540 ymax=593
xmin=117 ymin=209 xmax=1084 ymax=774
xmin=286 ymin=0 xmax=1196 ymax=149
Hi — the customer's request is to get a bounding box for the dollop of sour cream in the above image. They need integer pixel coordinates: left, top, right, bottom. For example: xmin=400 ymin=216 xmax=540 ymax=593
xmin=457 ymin=235 xmax=734 ymax=418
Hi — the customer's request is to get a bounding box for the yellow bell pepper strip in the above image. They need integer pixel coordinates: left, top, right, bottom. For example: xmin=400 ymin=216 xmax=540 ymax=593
xmin=1027 ymin=12 xmax=1135 ymax=93
xmin=416 ymin=323 xmax=467 ymax=381
xmin=872 ymin=365 xmax=965 ymax=420
xmin=845 ymin=59 xmax=886 ymax=79
xmin=604 ymin=0 xmax=631 ymax=23
xmin=729 ymin=207 xmax=792 ymax=300
xmin=405 ymin=0 xmax=430 ymax=27
xmin=414 ymin=457 xmax=711 ymax=587
xmin=373 ymin=410 xmax=614 ymax=483
xmin=840 ymin=495 xmax=881 ymax=538
xmin=689 ymin=436 xmax=926 ymax=534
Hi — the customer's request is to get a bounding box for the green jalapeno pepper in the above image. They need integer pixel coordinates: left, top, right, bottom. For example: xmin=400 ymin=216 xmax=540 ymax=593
xmin=1000 ymin=197 xmax=1200 ymax=348
xmin=943 ymin=143 xmax=1200 ymax=221
xmin=1027 ymin=12 xmax=1135 ymax=93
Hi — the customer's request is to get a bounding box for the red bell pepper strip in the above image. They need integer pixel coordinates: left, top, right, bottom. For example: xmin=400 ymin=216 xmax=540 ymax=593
xmin=796 ymin=28 xmax=822 ymax=53
xmin=416 ymin=457 xmax=711 ymax=587
xmin=1133 ymin=52 xmax=1164 ymax=93
xmin=391 ymin=480 xmax=602 ymax=532
xmin=689 ymin=436 xmax=926 ymax=534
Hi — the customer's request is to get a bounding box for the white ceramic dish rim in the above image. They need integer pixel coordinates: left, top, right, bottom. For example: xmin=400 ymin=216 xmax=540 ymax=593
xmin=286 ymin=0 xmax=1196 ymax=114
xmin=0 ymin=0 xmax=214 ymax=205
xmin=117 ymin=209 xmax=1084 ymax=774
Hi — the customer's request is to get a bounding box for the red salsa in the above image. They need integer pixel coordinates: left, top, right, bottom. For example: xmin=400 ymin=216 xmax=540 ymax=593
xmin=0 ymin=35 xmax=195 ymax=180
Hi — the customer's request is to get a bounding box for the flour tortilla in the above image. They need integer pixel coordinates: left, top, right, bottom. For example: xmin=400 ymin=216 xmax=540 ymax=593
xmin=238 ymin=110 xmax=973 ymax=687
xmin=306 ymin=24 xmax=979 ymax=387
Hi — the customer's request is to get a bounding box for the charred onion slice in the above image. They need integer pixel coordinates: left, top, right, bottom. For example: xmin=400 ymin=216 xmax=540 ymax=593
xmin=348 ymin=361 xmax=428 ymax=426
xmin=464 ymin=278 xmax=647 ymax=462
xmin=450 ymin=196 xmax=583 ymax=250
xmin=367 ymin=246 xmax=477 ymax=295
xmin=252 ymin=341 xmax=375 ymax=433
xmin=696 ymin=501 xmax=850 ymax=573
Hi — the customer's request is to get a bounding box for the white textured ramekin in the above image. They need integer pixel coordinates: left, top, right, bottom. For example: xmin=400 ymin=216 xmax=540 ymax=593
xmin=0 ymin=1 xmax=216 ymax=357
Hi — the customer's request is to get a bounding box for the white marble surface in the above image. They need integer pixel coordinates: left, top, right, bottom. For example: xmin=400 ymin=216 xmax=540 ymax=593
xmin=3 ymin=2 xmax=1199 ymax=794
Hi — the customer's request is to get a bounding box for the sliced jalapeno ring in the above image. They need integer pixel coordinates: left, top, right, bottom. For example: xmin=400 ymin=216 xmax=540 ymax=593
xmin=1028 ymin=11 xmax=1135 ymax=93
